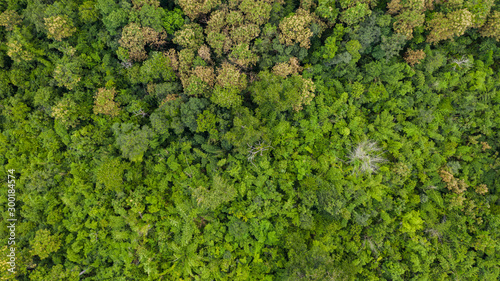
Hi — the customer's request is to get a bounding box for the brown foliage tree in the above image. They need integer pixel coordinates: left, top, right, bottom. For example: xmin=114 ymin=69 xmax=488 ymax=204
xmin=480 ymin=11 xmax=500 ymax=41
xmin=272 ymin=57 xmax=303 ymax=78
xmin=0 ymin=10 xmax=22 ymax=31
xmin=279 ymin=9 xmax=315 ymax=49
xmin=173 ymin=23 xmax=205 ymax=51
xmin=93 ymin=88 xmax=121 ymax=117
xmin=132 ymin=0 xmax=160 ymax=9
xmin=216 ymin=62 xmax=247 ymax=90
xmin=178 ymin=0 xmax=221 ymax=20
xmin=44 ymin=15 xmax=76 ymax=41
xmin=426 ymin=9 xmax=473 ymax=44
xmin=119 ymin=23 xmax=166 ymax=61
xmin=239 ymin=0 xmax=273 ymax=25
xmin=404 ymin=49 xmax=426 ymax=66
xmin=388 ymin=0 xmax=426 ymax=39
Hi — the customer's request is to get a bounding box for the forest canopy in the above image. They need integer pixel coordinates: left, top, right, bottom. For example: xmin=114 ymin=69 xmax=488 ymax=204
xmin=1 ymin=0 xmax=500 ymax=280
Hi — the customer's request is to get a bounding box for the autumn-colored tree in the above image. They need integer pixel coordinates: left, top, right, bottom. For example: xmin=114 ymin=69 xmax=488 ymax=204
xmin=178 ymin=48 xmax=195 ymax=76
xmin=205 ymin=9 xmax=226 ymax=34
xmin=6 ymin=29 xmax=36 ymax=63
xmin=132 ymin=0 xmax=160 ymax=9
xmin=0 ymin=10 xmax=22 ymax=31
xmin=226 ymin=10 xmax=245 ymax=26
xmin=173 ymin=23 xmax=204 ymax=51
xmin=51 ymin=97 xmax=80 ymax=128
xmin=426 ymin=9 xmax=473 ymax=44
xmin=209 ymin=62 xmax=247 ymax=107
xmin=439 ymin=168 xmax=468 ymax=194
xmin=178 ymin=0 xmax=221 ymax=20
xmin=447 ymin=8 xmax=474 ymax=36
xmin=53 ymin=61 xmax=81 ymax=90
xmin=184 ymin=66 xmax=216 ymax=96
xmin=216 ymin=62 xmax=247 ymax=89
xmin=229 ymin=43 xmax=259 ymax=68
xmin=392 ymin=10 xmax=425 ymax=39
xmin=475 ymin=184 xmax=488 ymax=195
xmin=93 ymin=88 xmax=121 ymax=117
xmin=119 ymin=23 xmax=147 ymax=61
xmin=119 ymin=23 xmax=166 ymax=61
xmin=198 ymin=44 xmax=212 ymax=62
xmin=44 ymin=15 xmax=76 ymax=41
xmin=193 ymin=66 xmax=216 ymax=87
xmin=165 ymin=48 xmax=180 ymax=71
xmin=160 ymin=93 xmax=180 ymax=106
xmin=239 ymin=0 xmax=273 ymax=25
xmin=387 ymin=0 xmax=402 ymax=14
xmin=279 ymin=9 xmax=315 ymax=49
xmin=404 ymin=49 xmax=426 ymax=66
xmin=272 ymin=57 xmax=302 ymax=78
xmin=231 ymin=24 xmax=260 ymax=44
xmin=480 ymin=11 xmax=500 ymax=41
xmin=387 ymin=0 xmax=426 ymax=39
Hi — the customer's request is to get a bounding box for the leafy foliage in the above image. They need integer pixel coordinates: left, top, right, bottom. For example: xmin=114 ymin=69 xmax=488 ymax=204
xmin=1 ymin=0 xmax=500 ymax=280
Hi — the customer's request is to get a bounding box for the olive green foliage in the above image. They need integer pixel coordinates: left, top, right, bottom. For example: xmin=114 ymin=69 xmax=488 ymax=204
xmin=93 ymin=87 xmax=121 ymax=117
xmin=254 ymin=71 xmax=316 ymax=112
xmin=96 ymin=157 xmax=129 ymax=191
xmin=139 ymin=51 xmax=176 ymax=84
xmin=112 ymin=123 xmax=155 ymax=162
xmin=30 ymin=229 xmax=62 ymax=260
xmin=1 ymin=0 xmax=500 ymax=280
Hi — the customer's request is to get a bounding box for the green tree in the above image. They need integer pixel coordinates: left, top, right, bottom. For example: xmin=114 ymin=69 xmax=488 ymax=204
xmin=30 ymin=229 xmax=62 ymax=260
xmin=163 ymin=8 xmax=185 ymax=34
xmin=139 ymin=51 xmax=176 ymax=84
xmin=339 ymin=3 xmax=372 ymax=26
xmin=192 ymin=174 xmax=237 ymax=210
xmin=112 ymin=123 xmax=156 ymax=162
xmin=137 ymin=4 xmax=165 ymax=32
xmin=96 ymin=157 xmax=129 ymax=191
xmin=250 ymin=71 xmax=315 ymax=112
xmin=315 ymin=0 xmax=339 ymax=24
xmin=79 ymin=1 xmax=99 ymax=23
xmin=53 ymin=58 xmax=82 ymax=90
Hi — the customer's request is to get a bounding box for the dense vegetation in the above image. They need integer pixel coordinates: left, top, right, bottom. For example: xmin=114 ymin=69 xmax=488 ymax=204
xmin=1 ymin=0 xmax=500 ymax=280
